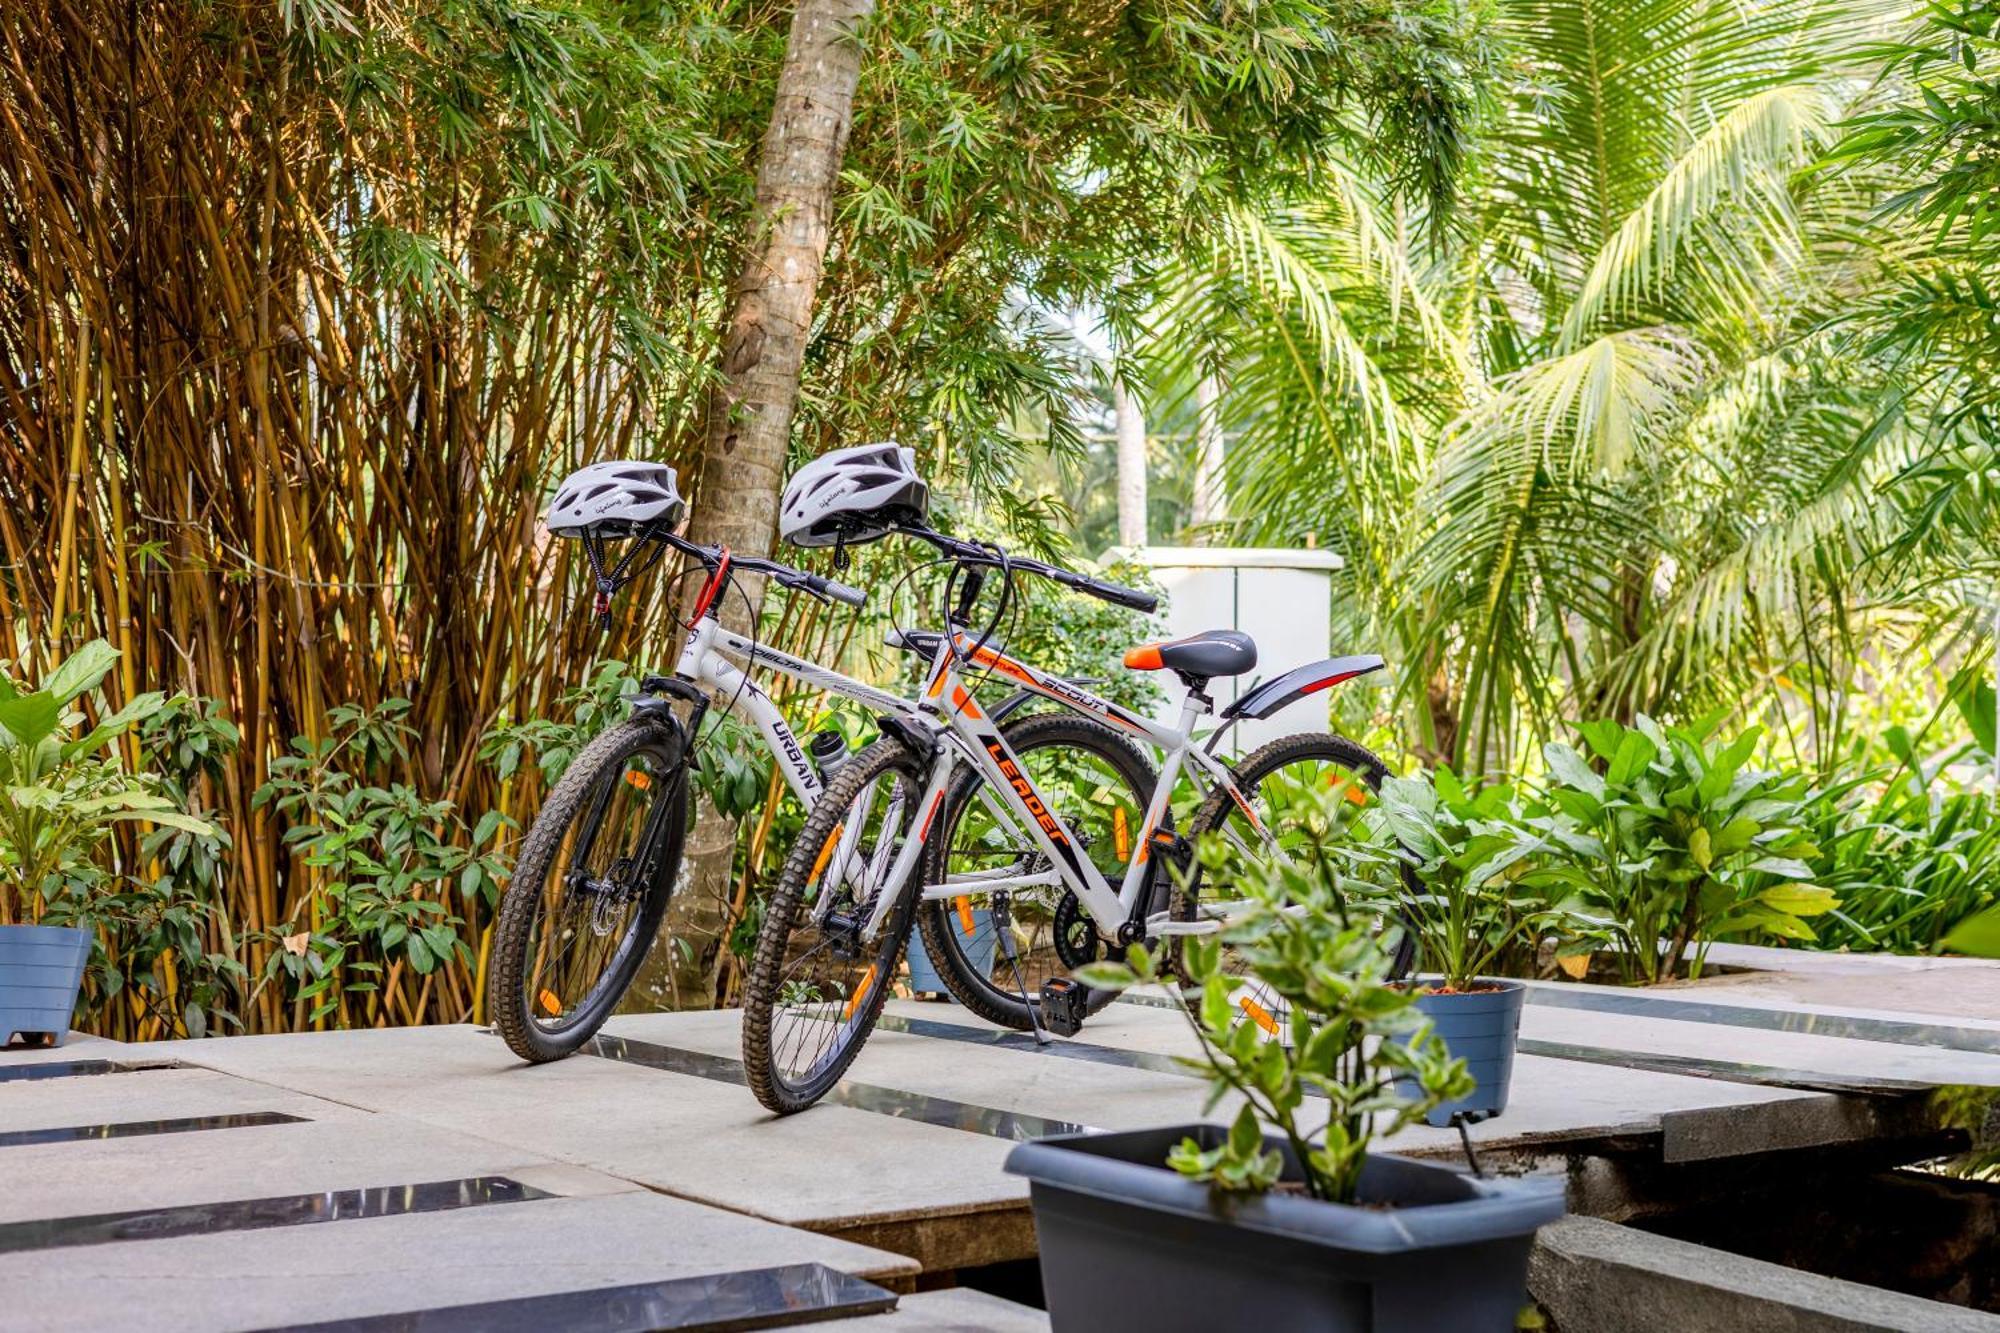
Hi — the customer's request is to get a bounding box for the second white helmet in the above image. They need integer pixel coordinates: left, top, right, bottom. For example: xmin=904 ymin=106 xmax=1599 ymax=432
xmin=778 ymin=442 xmax=930 ymax=548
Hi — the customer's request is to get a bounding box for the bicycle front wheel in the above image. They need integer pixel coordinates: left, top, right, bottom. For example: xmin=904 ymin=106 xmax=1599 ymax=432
xmin=490 ymin=714 xmax=690 ymax=1063
xmin=915 ymin=712 xmax=1156 ymax=1030
xmin=741 ymin=737 xmax=929 ymax=1113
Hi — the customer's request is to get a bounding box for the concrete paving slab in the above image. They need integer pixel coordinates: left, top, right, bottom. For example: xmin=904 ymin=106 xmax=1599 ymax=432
xmin=121 ymin=1001 xmax=1951 ymax=1274
xmin=1701 ymin=943 xmax=2000 ymax=977
xmin=0 ymin=1104 xmax=549 ymax=1224
xmin=1675 ymin=964 xmax=2000 ymax=1028
xmin=1525 ymin=1003 xmax=2000 ymax=1090
xmin=1530 ymin=975 xmax=2000 ymax=1038
xmin=816 ymin=1287 xmax=1050 ymax=1331
xmin=1529 ymin=1215 xmax=2000 ymax=1332
xmin=0 ymin=1065 xmax=349 ymax=1133
xmin=880 ymin=999 xmax=1866 ymax=1161
xmin=0 ymin=1190 xmax=920 ymax=1333
xmin=153 ymin=1024 xmax=1036 ymax=1269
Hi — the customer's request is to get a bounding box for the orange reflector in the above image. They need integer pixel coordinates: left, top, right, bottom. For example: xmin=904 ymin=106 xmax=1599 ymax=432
xmin=537 ymin=989 xmax=562 ymax=1017
xmin=1239 ymin=995 xmax=1279 ymax=1036
xmin=843 ymin=963 xmax=879 ymax=1021
xmin=955 ymin=896 xmax=976 ymax=936
xmin=625 ymin=770 xmax=652 ymax=791
xmin=1325 ymin=775 xmax=1368 ymax=806
xmin=809 ymin=824 xmax=844 ymax=882
xmin=1113 ymin=807 xmax=1130 ymax=860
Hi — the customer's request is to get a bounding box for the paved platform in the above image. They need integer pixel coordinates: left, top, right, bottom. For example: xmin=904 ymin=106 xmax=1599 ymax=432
xmin=5 ymin=961 xmax=1996 ymax=1328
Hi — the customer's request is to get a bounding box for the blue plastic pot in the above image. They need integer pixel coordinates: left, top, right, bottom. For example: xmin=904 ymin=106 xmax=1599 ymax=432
xmin=1402 ymin=977 xmax=1527 ymax=1127
xmin=906 ymin=910 xmax=997 ymax=997
xmin=0 ymin=925 xmax=92 ymax=1048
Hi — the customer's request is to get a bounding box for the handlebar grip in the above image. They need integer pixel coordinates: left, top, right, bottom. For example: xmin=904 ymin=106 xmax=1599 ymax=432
xmin=820 ymin=577 xmax=867 ymax=609
xmin=1084 ymin=579 xmax=1158 ymax=614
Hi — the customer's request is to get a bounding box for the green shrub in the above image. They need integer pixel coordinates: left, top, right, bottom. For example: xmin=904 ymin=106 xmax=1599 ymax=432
xmin=255 ymin=700 xmax=510 ymax=1025
xmin=1526 ymin=716 xmax=1836 ymax=983
xmin=1803 ymin=735 xmax=1999 ymax=955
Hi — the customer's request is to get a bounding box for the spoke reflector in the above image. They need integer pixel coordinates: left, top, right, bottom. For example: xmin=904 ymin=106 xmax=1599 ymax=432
xmin=538 ymin=989 xmax=562 ymax=1017
xmin=1239 ymin=995 xmax=1279 ymax=1036
xmin=809 ymin=825 xmax=844 ymax=881
xmin=843 ymin=964 xmax=879 ymax=1021
xmin=1114 ymin=807 xmax=1130 ymax=859
xmin=955 ymin=896 xmax=976 ymax=936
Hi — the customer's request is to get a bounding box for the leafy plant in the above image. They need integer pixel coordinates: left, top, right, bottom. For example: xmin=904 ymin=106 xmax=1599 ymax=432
xmin=1080 ymin=811 xmax=1472 ymax=1205
xmin=1527 ymin=716 xmax=1836 ymax=983
xmin=256 ymin=700 xmax=509 ymax=1025
xmin=0 ymin=640 xmax=214 ymax=925
xmin=42 ymin=693 xmax=247 ymax=1039
xmin=1803 ymin=738 xmax=2000 ymax=955
xmin=1341 ymin=769 xmax=1559 ymax=991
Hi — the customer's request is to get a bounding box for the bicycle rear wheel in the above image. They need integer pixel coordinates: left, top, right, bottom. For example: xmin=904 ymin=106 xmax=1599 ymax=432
xmin=1179 ymin=732 xmax=1416 ymax=1020
xmin=490 ymin=714 xmax=689 ymax=1063
xmin=741 ymin=737 xmax=928 ymax=1113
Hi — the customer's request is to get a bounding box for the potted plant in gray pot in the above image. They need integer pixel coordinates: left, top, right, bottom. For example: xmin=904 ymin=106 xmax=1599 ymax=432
xmin=1343 ymin=768 xmax=1563 ymax=1126
xmin=1 ymin=640 xmax=212 ymax=1047
xmin=1010 ymin=809 xmax=1565 ymax=1332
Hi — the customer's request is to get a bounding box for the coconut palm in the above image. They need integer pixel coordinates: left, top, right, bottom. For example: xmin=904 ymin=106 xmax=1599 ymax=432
xmin=1136 ymin=0 xmax=1987 ymax=773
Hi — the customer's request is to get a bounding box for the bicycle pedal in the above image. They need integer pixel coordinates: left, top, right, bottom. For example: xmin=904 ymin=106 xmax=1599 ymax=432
xmin=1039 ymin=978 xmax=1089 ymax=1038
xmin=1147 ymin=829 xmax=1191 ymax=864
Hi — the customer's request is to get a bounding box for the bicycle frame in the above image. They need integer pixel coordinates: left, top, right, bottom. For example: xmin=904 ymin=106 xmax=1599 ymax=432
xmin=852 ymin=631 xmax=1259 ymax=944
xmin=671 ymin=612 xmax=921 ymax=809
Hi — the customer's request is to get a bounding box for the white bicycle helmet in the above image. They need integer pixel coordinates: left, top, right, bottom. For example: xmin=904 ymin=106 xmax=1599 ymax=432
xmin=545 ymin=460 xmax=686 ymax=538
xmin=778 ymin=442 xmax=930 ymax=548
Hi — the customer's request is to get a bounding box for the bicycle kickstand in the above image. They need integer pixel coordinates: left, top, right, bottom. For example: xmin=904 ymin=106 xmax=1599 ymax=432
xmin=990 ymin=897 xmax=1051 ymax=1046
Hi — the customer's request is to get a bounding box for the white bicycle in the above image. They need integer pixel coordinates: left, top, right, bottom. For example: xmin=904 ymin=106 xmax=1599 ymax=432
xmin=740 ymin=521 xmax=1415 ymax=1113
xmin=488 ymin=466 xmax=1151 ymax=1063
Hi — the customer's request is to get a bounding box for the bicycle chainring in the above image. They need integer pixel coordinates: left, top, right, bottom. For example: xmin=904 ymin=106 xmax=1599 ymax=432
xmin=1052 ymin=891 xmax=1102 ymax=970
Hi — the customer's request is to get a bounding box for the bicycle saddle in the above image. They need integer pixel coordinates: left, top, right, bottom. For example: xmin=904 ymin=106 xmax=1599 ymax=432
xmin=1123 ymin=630 xmax=1257 ymax=678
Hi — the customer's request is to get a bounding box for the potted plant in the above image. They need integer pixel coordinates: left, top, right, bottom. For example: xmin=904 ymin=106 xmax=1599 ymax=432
xmin=1010 ymin=810 xmax=1565 ymax=1332
xmin=1 ymin=641 xmax=212 ymax=1047
xmin=1340 ymin=769 xmax=1559 ymax=1125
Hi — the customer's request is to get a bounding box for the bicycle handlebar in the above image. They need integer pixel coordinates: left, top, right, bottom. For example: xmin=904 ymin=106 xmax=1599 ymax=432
xmin=653 ymin=530 xmax=867 ymax=609
xmin=899 ymin=525 xmax=1159 ymax=615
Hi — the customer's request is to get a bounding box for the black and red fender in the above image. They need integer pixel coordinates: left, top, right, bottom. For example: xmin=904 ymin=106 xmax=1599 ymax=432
xmin=1220 ymin=653 xmax=1387 ymax=721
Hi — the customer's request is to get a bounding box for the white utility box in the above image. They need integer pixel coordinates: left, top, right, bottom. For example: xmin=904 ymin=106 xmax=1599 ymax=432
xmin=1105 ymin=546 xmax=1347 ymax=759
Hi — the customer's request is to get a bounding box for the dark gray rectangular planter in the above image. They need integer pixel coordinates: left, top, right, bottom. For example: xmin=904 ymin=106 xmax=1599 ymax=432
xmin=1006 ymin=1123 xmax=1565 ymax=1332
xmin=1408 ymin=977 xmax=1527 ymax=1127
xmin=0 ymin=925 xmax=91 ymax=1048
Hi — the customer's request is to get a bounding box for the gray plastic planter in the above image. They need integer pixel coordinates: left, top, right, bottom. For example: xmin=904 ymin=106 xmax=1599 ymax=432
xmin=1007 ymin=1123 xmax=1564 ymax=1333
xmin=1407 ymin=978 xmax=1527 ymax=1127
xmin=905 ymin=910 xmax=996 ymax=998
xmin=0 ymin=924 xmax=91 ymax=1048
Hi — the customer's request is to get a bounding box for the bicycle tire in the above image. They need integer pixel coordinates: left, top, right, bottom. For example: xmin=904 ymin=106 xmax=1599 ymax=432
xmin=1180 ymin=731 xmax=1418 ymax=983
xmin=490 ymin=714 xmax=689 ymax=1063
xmin=741 ymin=736 xmax=927 ymax=1113
xmin=915 ymin=712 xmax=1158 ymax=1030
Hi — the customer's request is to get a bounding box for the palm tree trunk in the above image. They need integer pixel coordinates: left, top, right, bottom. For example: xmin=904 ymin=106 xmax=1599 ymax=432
xmin=685 ymin=0 xmax=872 ymax=577
xmin=1114 ymin=376 xmax=1148 ymax=548
xmin=662 ymin=0 xmax=873 ymax=1011
xmin=1191 ymin=373 xmax=1225 ymax=532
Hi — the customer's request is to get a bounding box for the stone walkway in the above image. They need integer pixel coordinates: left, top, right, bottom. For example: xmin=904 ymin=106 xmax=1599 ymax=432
xmin=4 ymin=952 xmax=1998 ymax=1329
